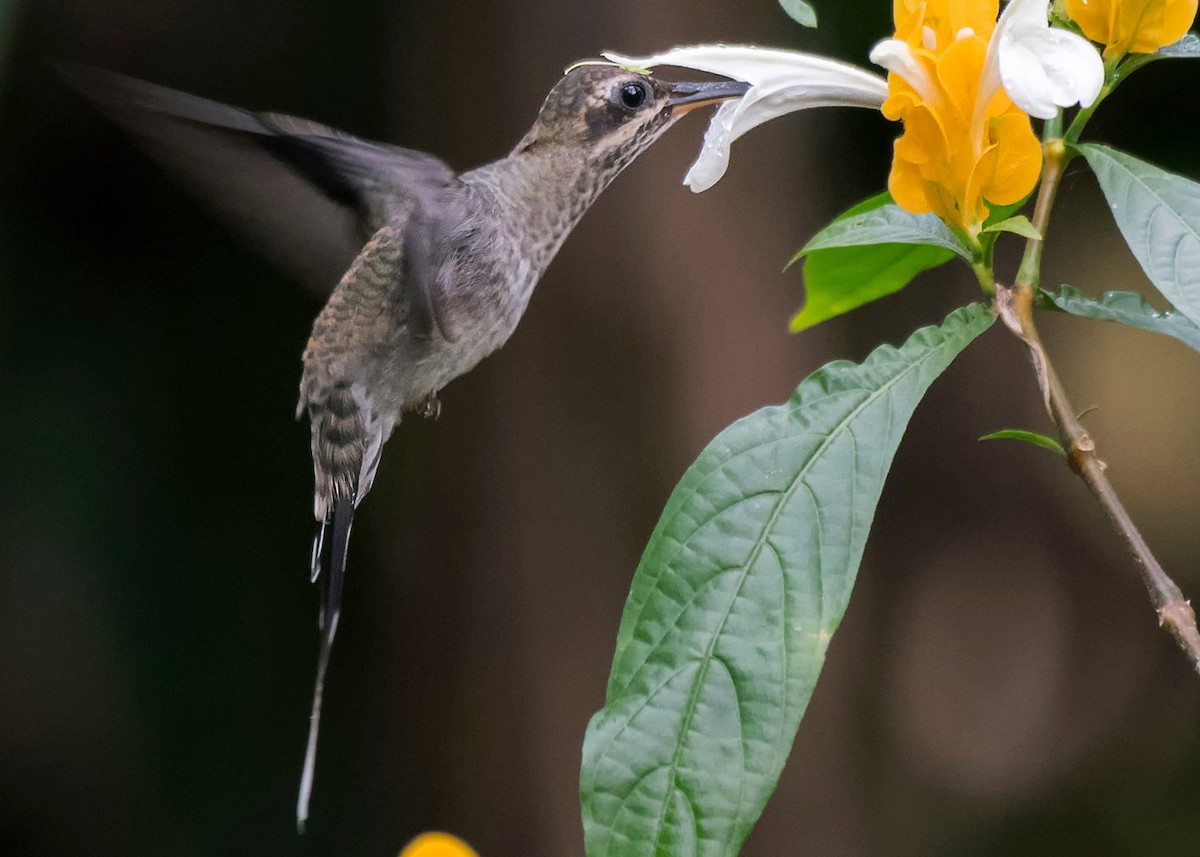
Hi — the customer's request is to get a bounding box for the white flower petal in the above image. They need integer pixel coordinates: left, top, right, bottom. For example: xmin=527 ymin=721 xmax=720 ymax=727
xmin=683 ymin=101 xmax=740 ymax=191
xmin=602 ymin=45 xmax=888 ymax=192
xmin=990 ymin=0 xmax=1104 ymax=119
xmin=999 ymin=25 xmax=1104 ymax=117
xmin=1002 ymin=0 xmax=1051 ymax=28
xmin=603 ymin=45 xmax=887 ymax=89
xmin=869 ymin=38 xmax=936 ymax=102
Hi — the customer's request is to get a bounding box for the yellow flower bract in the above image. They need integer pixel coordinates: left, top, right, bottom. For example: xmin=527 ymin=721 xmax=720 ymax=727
xmin=398 ymin=832 xmax=480 ymax=857
xmin=1065 ymin=0 xmax=1198 ymax=56
xmin=884 ymin=0 xmax=1043 ymax=235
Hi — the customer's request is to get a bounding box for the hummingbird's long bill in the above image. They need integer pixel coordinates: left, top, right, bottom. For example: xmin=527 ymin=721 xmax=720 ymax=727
xmin=667 ymin=79 xmax=752 ymax=112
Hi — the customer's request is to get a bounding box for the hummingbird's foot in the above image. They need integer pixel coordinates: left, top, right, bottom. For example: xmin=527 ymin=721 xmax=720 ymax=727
xmin=419 ymin=391 xmax=442 ymax=420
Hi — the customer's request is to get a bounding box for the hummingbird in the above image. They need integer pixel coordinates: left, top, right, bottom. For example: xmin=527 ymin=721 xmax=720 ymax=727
xmin=62 ymin=60 xmax=749 ymax=828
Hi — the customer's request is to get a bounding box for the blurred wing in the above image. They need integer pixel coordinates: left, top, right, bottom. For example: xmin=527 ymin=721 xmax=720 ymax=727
xmin=59 ymin=64 xmax=457 ymax=296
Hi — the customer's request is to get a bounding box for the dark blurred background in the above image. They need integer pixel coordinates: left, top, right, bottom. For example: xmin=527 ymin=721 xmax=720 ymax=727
xmin=2 ymin=1 xmax=1200 ymax=855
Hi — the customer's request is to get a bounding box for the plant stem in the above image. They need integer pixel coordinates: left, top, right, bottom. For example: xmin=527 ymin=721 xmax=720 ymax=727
xmin=998 ymin=139 xmax=1200 ymax=672
xmin=1015 ymin=139 xmax=1071 ymax=289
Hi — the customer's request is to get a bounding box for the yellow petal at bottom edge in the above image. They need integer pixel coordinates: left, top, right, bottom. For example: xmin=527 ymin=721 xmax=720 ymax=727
xmin=399 ymin=832 xmax=480 ymax=857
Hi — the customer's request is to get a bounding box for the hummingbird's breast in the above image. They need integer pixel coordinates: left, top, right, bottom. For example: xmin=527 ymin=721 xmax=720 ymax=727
xmin=399 ymin=167 xmax=584 ymax=394
xmin=373 ymin=150 xmax=611 ymax=410
xmin=405 ymin=228 xmax=541 ymax=396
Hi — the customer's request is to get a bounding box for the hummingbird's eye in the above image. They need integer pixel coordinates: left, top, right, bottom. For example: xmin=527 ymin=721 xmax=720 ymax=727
xmin=618 ymin=81 xmax=649 ymax=110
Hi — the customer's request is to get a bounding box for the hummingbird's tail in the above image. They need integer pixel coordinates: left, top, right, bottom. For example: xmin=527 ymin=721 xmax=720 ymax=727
xmin=296 ymin=378 xmax=395 ymax=829
xmin=297 ymin=495 xmax=354 ymax=832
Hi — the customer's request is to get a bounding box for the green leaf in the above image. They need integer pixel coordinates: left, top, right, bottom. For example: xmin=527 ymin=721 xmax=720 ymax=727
xmin=795 ymin=199 xmax=972 ymax=261
xmin=980 ymin=215 xmax=1041 ymax=240
xmin=979 ymin=429 xmax=1066 ymax=458
xmin=788 ymin=193 xmax=964 ymax=331
xmin=790 ymin=244 xmax=957 ymax=332
xmin=580 ymin=303 xmax=995 ymax=857
xmin=778 ymin=0 xmax=818 ymax=27
xmin=1076 ymin=143 xmax=1200 ymax=328
xmin=1041 ymin=284 xmax=1200 ymax=354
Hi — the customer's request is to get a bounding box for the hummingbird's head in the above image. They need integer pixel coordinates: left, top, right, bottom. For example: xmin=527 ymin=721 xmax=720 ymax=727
xmin=519 ymin=63 xmax=749 ymax=164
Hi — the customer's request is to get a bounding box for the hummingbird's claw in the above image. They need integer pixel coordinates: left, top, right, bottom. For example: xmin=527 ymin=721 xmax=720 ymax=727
xmin=419 ymin=391 xmax=442 ymax=420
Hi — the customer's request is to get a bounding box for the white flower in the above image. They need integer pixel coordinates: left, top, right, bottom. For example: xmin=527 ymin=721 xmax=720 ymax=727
xmin=602 ymin=45 xmax=889 ymax=192
xmin=987 ymin=0 xmax=1104 ymax=120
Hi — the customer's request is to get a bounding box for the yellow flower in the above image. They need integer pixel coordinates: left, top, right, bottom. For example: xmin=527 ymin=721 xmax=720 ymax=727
xmin=872 ymin=0 xmax=1044 ymax=236
xmin=893 ymin=0 xmax=999 ymax=47
xmin=1065 ymin=0 xmax=1198 ymax=56
xmin=398 ymin=832 xmax=479 ymax=857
